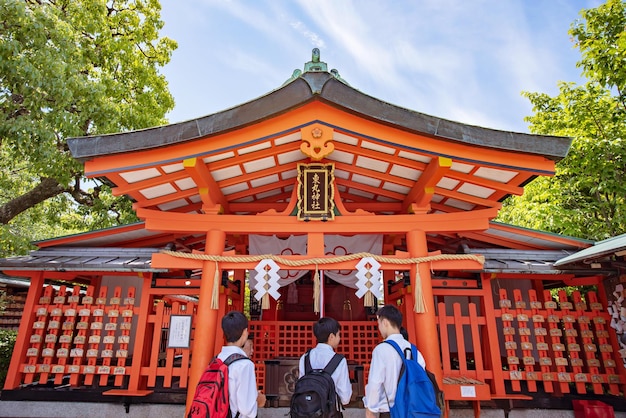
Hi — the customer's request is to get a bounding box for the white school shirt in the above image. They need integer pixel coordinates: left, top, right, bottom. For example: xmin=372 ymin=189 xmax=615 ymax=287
xmin=298 ymin=343 xmax=353 ymax=405
xmin=362 ymin=334 xmax=426 ymax=413
xmin=217 ymin=345 xmax=258 ymax=418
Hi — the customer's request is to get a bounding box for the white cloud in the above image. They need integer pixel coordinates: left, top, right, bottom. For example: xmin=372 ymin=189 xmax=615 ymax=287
xmin=289 ymin=20 xmax=326 ymax=48
xmin=160 ymin=0 xmax=607 ymax=131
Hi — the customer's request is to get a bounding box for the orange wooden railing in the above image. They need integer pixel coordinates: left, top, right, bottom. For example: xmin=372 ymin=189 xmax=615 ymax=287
xmin=496 ymin=288 xmax=625 ymax=396
xmin=247 ymin=320 xmax=378 ymax=392
xmin=5 ymin=280 xmax=625 ymax=404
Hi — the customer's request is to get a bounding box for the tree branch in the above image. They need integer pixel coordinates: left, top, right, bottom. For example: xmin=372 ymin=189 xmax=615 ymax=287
xmin=0 ymin=177 xmax=67 ymax=224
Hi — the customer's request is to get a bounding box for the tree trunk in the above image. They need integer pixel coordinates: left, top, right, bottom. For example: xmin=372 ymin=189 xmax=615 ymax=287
xmin=0 ymin=177 xmax=66 ymax=224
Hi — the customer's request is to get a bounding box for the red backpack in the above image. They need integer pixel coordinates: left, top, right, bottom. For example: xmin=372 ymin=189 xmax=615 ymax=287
xmin=187 ymin=353 xmax=250 ymax=418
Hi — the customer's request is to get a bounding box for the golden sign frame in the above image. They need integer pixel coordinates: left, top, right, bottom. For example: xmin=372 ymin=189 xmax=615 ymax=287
xmin=297 ymin=163 xmax=335 ymax=221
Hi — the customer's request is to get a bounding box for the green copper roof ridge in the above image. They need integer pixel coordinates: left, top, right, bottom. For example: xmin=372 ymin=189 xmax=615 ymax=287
xmin=283 ymin=48 xmax=349 ymax=87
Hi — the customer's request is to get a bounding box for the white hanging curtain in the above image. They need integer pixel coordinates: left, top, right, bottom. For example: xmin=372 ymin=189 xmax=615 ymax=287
xmin=248 ymin=234 xmax=383 ymax=291
xmin=323 ymin=234 xmax=383 ymax=288
xmin=248 ymin=235 xmax=308 ymax=292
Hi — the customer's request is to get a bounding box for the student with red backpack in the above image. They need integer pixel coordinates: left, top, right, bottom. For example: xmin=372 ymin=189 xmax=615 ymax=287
xmin=188 ymin=311 xmax=259 ymax=418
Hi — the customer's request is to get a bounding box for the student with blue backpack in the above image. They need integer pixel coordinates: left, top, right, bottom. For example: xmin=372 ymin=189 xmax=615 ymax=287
xmin=363 ymin=305 xmax=441 ymax=418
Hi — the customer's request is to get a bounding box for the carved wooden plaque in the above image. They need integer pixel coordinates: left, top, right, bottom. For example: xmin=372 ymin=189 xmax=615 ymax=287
xmin=297 ymin=163 xmax=335 ymax=221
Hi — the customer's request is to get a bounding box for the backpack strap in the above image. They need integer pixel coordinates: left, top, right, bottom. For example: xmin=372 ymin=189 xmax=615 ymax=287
xmin=223 ymin=353 xmax=251 ymax=418
xmin=304 ymin=350 xmax=345 ymax=375
xmin=304 ymin=349 xmax=313 ymax=375
xmin=385 ymin=339 xmax=421 ymax=386
xmin=324 ymin=353 xmax=345 ymax=413
xmin=384 ymin=339 xmax=417 ymax=363
xmin=223 ymin=353 xmax=250 ymax=366
xmin=323 ymin=353 xmax=344 ymax=376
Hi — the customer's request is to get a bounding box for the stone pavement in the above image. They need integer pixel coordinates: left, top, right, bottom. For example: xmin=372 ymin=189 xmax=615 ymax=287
xmin=0 ymin=402 xmax=625 ymax=418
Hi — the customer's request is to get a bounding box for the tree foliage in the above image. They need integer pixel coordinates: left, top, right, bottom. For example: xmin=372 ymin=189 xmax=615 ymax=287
xmin=0 ymin=328 xmax=17 ymax=386
xmin=498 ymin=0 xmax=626 ymax=241
xmin=0 ymin=0 xmax=176 ymax=256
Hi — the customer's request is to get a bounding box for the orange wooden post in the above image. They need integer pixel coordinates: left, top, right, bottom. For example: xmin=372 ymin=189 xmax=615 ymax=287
xmin=594 ymin=281 xmax=626 ymax=396
xmin=186 ymin=229 xmax=226 ymax=414
xmin=467 ymin=303 xmax=485 ymax=382
xmin=480 ymin=273 xmax=506 ymax=396
xmin=406 ymin=229 xmax=442 ymax=384
xmin=147 ymin=301 xmax=165 ymax=387
xmin=309 ymin=232 xmax=324 ymax=256
xmin=4 ymin=272 xmax=45 ymax=389
xmin=453 ymin=303 xmax=468 ymax=375
xmin=125 ymin=274 xmax=155 ymax=393
xmin=437 ymin=301 xmax=452 ymax=375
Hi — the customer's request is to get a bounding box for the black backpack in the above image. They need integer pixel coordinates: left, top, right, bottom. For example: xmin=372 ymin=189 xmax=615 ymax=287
xmin=289 ymin=351 xmax=344 ymax=418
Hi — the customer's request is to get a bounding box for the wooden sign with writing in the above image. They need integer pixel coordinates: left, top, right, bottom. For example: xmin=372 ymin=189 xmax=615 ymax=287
xmin=297 ymin=163 xmax=335 ymax=221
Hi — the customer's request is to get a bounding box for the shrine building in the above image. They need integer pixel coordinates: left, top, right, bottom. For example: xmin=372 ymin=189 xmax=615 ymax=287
xmin=1 ymin=50 xmax=625 ymax=417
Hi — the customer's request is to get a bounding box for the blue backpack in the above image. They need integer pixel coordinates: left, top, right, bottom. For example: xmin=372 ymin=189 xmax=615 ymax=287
xmin=385 ymin=340 xmax=441 ymax=418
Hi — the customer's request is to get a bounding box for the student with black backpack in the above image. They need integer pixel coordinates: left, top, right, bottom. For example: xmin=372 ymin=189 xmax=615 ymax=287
xmin=289 ymin=317 xmax=353 ymax=417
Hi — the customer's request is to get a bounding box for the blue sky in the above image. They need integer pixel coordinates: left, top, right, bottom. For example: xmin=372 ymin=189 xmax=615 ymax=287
xmin=159 ymin=0 xmax=604 ymax=133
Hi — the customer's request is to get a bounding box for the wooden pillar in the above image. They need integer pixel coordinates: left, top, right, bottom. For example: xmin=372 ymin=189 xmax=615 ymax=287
xmin=480 ymin=273 xmax=506 ymax=395
xmin=186 ymin=229 xmax=226 ymax=413
xmin=125 ymin=273 xmax=155 ymax=393
xmin=406 ymin=230 xmax=442 ymax=382
xmin=4 ymin=272 xmax=45 ymax=390
xmin=309 ymin=232 xmax=324 ymax=256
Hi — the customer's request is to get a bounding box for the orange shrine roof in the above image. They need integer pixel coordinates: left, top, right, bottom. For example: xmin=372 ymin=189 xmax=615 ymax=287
xmin=69 ymin=51 xmax=571 ymax=216
xmin=62 ymin=50 xmax=586 ymax=256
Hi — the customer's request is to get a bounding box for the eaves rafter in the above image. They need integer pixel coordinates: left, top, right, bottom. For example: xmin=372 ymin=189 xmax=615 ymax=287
xmin=402 ymin=156 xmax=452 ymax=212
xmin=132 ymin=187 xmax=198 ymax=210
xmin=183 ymin=157 xmax=228 ymax=213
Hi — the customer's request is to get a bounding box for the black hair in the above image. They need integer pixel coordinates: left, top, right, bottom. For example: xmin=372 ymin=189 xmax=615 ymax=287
xmin=313 ymin=317 xmax=341 ymax=343
xmin=377 ymin=304 xmax=403 ymax=330
xmin=400 ymin=326 xmax=409 ymax=340
xmin=221 ymin=311 xmax=248 ymax=343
